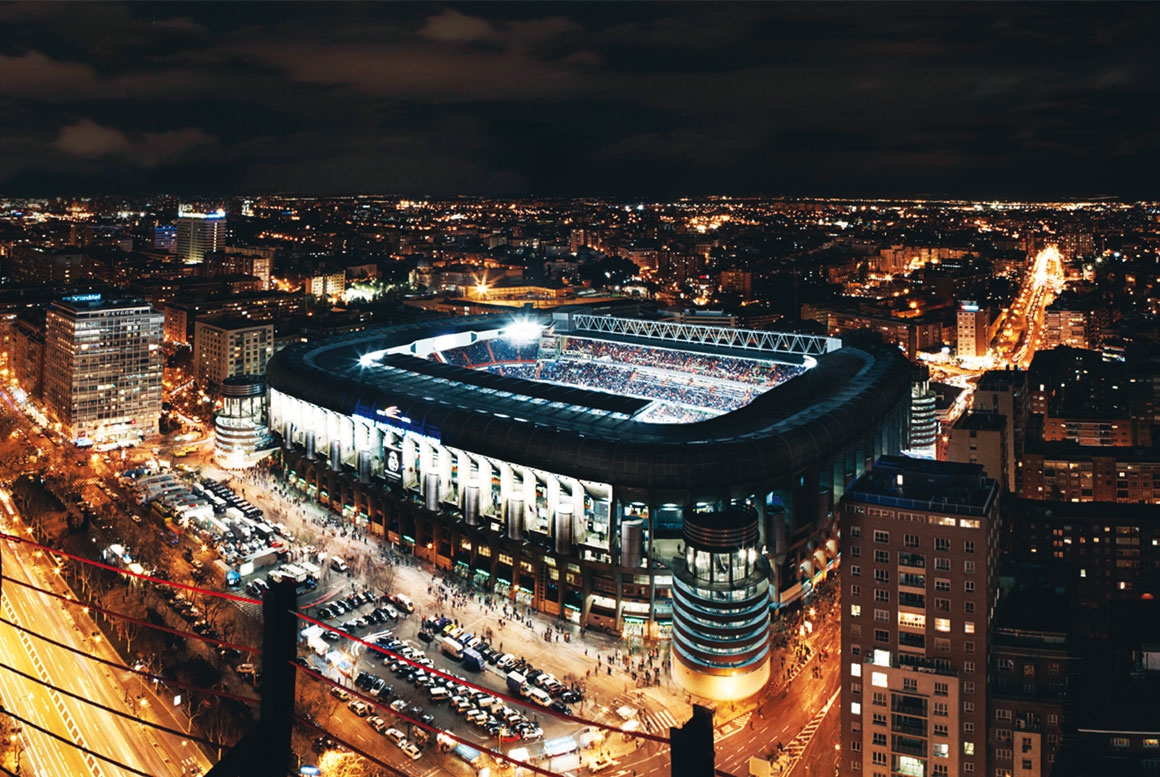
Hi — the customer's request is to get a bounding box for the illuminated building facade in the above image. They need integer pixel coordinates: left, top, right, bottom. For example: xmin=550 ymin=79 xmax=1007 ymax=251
xmin=908 ymin=365 xmax=938 ymax=458
xmin=267 ymin=313 xmax=911 ymax=658
xmin=42 ymin=294 xmax=164 ymax=443
xmin=670 ymin=507 xmax=771 ymax=700
xmin=176 ymin=206 xmax=226 ymax=264
xmin=841 ymin=457 xmax=999 ymax=777
xmin=957 ymin=300 xmax=991 ymax=359
xmin=193 ymin=316 xmax=274 ymax=396
xmin=214 ymin=375 xmax=275 ymax=469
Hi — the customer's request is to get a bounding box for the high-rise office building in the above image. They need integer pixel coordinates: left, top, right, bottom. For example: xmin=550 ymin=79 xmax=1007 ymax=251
xmin=176 ymin=205 xmax=226 ymax=264
xmin=841 ymin=456 xmax=999 ymax=777
xmin=42 ymin=293 xmax=164 ymax=442
xmin=957 ymin=300 xmax=991 ymax=359
xmin=193 ymin=316 xmax=274 ymax=395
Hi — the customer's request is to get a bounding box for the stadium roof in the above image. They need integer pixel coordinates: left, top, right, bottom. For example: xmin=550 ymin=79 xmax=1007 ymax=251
xmin=266 ymin=315 xmax=912 ymax=493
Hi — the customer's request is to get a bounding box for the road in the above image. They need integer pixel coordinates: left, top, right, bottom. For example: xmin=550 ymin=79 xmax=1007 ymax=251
xmin=0 ymin=496 xmax=214 ymax=777
xmin=992 ymin=246 xmax=1064 ymax=368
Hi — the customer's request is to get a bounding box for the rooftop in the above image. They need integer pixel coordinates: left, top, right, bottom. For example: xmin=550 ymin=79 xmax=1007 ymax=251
xmin=953 ymin=411 xmax=1006 ymax=431
xmin=846 ymin=455 xmax=997 ymax=518
xmin=196 ymin=315 xmax=275 ymax=332
xmin=52 ymin=293 xmax=152 ymax=313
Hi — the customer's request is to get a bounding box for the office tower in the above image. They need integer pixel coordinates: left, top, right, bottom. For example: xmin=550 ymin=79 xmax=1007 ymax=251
xmin=957 ymin=301 xmax=990 ymax=359
xmin=176 ymin=205 xmax=226 ymax=264
xmin=193 ymin=316 xmax=274 ymax=395
xmin=841 ymin=456 xmax=999 ymax=777
xmin=154 ymin=225 xmax=177 ymax=253
xmin=42 ymin=293 xmax=164 ymax=442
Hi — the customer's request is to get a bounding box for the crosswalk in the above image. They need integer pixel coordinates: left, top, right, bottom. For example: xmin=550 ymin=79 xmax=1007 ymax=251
xmin=714 ymin=711 xmax=751 ymax=742
xmin=783 ymin=689 xmax=839 ymax=765
xmin=641 ymin=708 xmax=680 ymax=733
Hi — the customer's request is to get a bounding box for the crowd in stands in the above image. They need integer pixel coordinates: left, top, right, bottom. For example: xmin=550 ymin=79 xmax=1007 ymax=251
xmin=636 ymin=403 xmax=716 ymax=424
xmin=489 ymin=360 xmax=753 ymax=416
xmin=432 ymin=334 xmax=808 ymax=423
xmin=560 ymin=337 xmax=804 ymax=386
xmin=436 ymin=338 xmax=540 ymax=368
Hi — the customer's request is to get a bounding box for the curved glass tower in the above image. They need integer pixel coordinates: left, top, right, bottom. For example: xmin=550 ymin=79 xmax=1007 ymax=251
xmin=670 ymin=507 xmax=771 ymax=701
xmin=214 ymin=375 xmax=274 ymax=469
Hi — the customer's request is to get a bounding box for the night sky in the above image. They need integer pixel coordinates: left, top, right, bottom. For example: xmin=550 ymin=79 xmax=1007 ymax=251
xmin=1 ymin=2 xmax=1156 ymax=200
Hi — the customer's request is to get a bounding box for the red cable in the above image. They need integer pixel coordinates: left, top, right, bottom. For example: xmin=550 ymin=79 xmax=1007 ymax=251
xmin=0 ymin=573 xmax=258 ymax=655
xmin=293 ymin=611 xmax=670 ymax=744
xmin=0 ymin=531 xmax=261 ymax=605
xmin=1 ymin=615 xmax=260 ymax=707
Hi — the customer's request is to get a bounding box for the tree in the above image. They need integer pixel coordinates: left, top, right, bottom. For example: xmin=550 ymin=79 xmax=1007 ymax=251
xmin=317 ymin=750 xmax=370 ymax=777
xmin=578 ymin=256 xmax=639 ymax=289
xmin=366 ymin=558 xmax=397 ymax=598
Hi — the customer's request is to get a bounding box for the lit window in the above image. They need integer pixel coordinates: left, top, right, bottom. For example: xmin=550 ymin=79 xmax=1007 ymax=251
xmin=935 ymin=618 xmax=951 ymax=632
xmin=851 ymin=701 xmax=862 ymax=716
xmin=851 ymin=662 xmax=862 ymax=677
xmin=851 ymin=604 xmax=862 ymax=617
xmin=871 ymin=672 xmax=888 ymax=688
xmin=964 ymin=621 xmax=975 ymax=634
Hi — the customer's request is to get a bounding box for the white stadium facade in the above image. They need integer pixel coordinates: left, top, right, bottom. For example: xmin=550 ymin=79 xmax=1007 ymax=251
xmin=265 ymin=310 xmax=911 ymax=699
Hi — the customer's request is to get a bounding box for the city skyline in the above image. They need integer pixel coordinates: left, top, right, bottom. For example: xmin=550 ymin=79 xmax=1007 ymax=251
xmin=1 ymin=3 xmax=1159 ymax=776
xmin=0 ymin=3 xmax=1157 ymax=199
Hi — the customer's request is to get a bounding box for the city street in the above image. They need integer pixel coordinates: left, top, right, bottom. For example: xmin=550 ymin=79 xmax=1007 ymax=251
xmin=0 ymin=512 xmax=213 ymax=777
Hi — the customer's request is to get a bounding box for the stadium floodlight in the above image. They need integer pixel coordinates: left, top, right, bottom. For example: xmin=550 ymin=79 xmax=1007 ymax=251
xmin=358 ymin=349 xmax=387 ymax=368
xmin=503 ymin=319 xmax=542 ymax=345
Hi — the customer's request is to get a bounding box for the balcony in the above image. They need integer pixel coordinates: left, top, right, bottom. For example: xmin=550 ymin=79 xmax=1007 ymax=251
xmin=864 ymin=653 xmax=958 ymax=678
xmin=892 ymin=715 xmax=927 ymax=737
xmin=891 ymin=734 xmax=927 ymax=757
xmin=891 ymin=695 xmax=928 ymax=717
xmin=899 ymin=552 xmax=926 ymax=569
xmin=899 ymin=591 xmax=926 ymax=609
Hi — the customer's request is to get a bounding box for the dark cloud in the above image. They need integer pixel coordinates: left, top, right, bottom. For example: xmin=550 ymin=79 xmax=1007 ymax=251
xmin=55 ymin=119 xmax=215 ymax=167
xmin=0 ymin=2 xmax=1156 ymax=198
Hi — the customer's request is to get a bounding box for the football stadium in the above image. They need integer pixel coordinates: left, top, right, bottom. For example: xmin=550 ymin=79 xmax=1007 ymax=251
xmin=266 ymin=310 xmax=911 ymax=698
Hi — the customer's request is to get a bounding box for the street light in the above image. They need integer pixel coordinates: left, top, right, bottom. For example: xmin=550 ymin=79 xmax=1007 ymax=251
xmin=9 ymin=728 xmax=23 ymax=775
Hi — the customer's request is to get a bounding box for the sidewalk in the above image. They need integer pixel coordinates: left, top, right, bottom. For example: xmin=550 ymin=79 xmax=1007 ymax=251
xmin=206 ymin=458 xmax=842 ymax=740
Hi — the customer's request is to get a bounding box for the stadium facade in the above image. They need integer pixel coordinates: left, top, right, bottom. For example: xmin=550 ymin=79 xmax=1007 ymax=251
xmin=266 ymin=311 xmax=911 ymax=699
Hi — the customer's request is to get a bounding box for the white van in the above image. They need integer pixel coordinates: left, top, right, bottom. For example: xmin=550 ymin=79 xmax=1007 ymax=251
xmin=394 ymin=594 xmax=414 ymax=613
xmin=428 ymin=686 xmax=451 ymax=703
xmin=525 ymin=687 xmax=552 ymax=707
